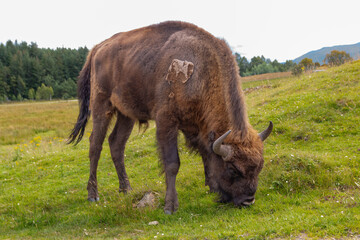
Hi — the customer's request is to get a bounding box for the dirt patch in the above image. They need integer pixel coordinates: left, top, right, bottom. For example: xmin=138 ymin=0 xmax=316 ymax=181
xmin=243 ymin=85 xmax=273 ymax=94
xmin=241 ymin=72 xmax=292 ymax=82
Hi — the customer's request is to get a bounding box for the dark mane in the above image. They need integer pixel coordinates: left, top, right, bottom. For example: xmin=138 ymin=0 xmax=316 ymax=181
xmin=218 ymin=40 xmax=249 ymax=139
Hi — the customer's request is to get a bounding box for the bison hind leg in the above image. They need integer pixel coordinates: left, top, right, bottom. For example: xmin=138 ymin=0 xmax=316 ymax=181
xmin=87 ymin=98 xmax=114 ymax=202
xmin=108 ymin=111 xmax=135 ymax=193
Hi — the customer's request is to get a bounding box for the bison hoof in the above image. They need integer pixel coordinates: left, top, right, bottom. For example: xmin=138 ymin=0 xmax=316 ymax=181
xmin=163 ymin=202 xmax=178 ymax=215
xmin=164 ymin=210 xmax=173 ymax=215
xmin=119 ymin=187 xmax=132 ymax=194
xmin=88 ymin=197 xmax=100 ymax=202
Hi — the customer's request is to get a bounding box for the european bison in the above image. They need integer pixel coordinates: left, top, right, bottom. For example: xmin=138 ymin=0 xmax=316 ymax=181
xmin=69 ymin=21 xmax=272 ymax=214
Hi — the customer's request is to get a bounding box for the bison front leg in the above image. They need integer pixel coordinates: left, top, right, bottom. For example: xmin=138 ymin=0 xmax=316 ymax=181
xmin=156 ymin=118 xmax=180 ymax=214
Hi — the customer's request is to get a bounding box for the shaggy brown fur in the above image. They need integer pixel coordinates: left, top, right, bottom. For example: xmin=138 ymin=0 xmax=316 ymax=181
xmin=69 ymin=21 xmax=272 ymax=214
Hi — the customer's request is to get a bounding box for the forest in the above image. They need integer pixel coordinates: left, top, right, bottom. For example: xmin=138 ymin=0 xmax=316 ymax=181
xmin=0 ymin=41 xmax=88 ymax=101
xmin=0 ymin=40 xmax=295 ymax=102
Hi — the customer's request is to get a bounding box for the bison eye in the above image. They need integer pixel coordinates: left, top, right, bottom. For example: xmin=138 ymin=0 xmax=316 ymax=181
xmin=228 ymin=167 xmax=242 ymax=178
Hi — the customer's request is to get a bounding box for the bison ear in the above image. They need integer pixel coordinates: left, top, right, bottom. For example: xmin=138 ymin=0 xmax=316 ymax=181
xmin=208 ymin=131 xmax=216 ymax=142
xmin=166 ymin=59 xmax=194 ymax=83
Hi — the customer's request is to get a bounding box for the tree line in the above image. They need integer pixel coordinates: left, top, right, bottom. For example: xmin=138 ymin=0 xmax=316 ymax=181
xmin=0 ymin=40 xmax=353 ymax=102
xmin=0 ymin=40 xmax=88 ymax=101
xmin=291 ymin=50 xmax=352 ymax=76
xmin=236 ymin=50 xmax=352 ymax=78
xmin=235 ymin=53 xmax=295 ymax=77
xmin=1 ymin=40 xmax=294 ymax=102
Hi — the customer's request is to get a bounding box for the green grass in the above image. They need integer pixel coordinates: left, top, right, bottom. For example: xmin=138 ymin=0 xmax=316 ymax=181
xmin=1 ymin=61 xmax=360 ymax=239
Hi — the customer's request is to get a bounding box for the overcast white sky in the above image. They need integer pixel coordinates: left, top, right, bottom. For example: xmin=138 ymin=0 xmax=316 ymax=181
xmin=1 ymin=0 xmax=359 ymax=62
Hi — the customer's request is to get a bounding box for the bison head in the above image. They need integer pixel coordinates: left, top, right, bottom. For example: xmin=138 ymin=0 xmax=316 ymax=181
xmin=208 ymin=122 xmax=273 ymax=207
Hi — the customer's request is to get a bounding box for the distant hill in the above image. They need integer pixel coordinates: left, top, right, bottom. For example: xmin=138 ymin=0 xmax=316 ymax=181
xmin=293 ymin=42 xmax=360 ymax=64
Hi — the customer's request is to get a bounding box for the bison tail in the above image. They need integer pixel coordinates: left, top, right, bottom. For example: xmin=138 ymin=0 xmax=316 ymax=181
xmin=67 ymin=53 xmax=92 ymax=145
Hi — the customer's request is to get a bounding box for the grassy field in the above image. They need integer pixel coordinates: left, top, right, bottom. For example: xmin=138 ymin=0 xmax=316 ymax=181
xmin=1 ymin=61 xmax=360 ymax=239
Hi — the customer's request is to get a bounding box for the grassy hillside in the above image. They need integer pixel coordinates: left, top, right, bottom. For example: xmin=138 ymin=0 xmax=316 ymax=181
xmin=1 ymin=61 xmax=359 ymax=239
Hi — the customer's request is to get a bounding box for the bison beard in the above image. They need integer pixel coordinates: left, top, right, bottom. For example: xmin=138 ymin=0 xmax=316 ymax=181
xmin=68 ymin=21 xmax=272 ymax=214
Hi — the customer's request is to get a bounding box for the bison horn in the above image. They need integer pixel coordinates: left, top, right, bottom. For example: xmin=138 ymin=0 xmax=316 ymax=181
xmin=259 ymin=121 xmax=273 ymax=141
xmin=212 ymin=130 xmax=232 ymax=161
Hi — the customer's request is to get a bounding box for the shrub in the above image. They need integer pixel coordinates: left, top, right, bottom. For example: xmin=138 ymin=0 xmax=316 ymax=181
xmin=299 ymin=58 xmax=314 ymax=71
xmin=28 ymin=88 xmax=35 ymax=100
xmin=36 ymin=83 xmax=54 ymax=100
xmin=291 ymin=64 xmax=303 ymax=76
xmin=324 ymin=50 xmax=352 ymax=66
